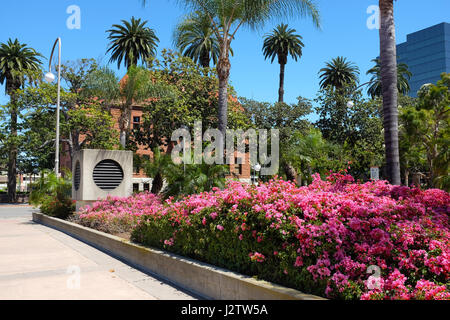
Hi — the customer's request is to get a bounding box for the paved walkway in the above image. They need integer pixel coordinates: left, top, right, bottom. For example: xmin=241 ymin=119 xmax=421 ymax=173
xmin=0 ymin=206 xmax=197 ymax=300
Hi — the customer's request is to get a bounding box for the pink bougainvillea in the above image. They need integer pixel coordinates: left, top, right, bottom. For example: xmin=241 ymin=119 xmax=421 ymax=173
xmin=75 ymin=173 xmax=450 ymax=300
xmin=71 ymin=192 xmax=162 ymax=235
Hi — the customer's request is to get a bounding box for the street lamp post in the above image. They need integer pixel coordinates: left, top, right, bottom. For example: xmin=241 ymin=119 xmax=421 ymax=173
xmin=44 ymin=38 xmax=62 ymax=176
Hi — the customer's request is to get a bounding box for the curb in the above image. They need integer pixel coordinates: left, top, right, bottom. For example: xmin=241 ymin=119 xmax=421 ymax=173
xmin=32 ymin=212 xmax=326 ymax=300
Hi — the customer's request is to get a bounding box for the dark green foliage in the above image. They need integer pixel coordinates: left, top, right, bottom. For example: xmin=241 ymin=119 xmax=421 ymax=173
xmin=131 ymin=197 xmax=327 ymax=297
xmin=30 ymin=170 xmax=75 ymax=219
xmin=174 ymin=11 xmax=223 ymax=68
xmin=162 ymin=161 xmax=228 ymax=199
xmin=107 ymin=17 xmax=159 ymax=70
xmin=314 ymin=84 xmax=384 ymax=180
xmin=366 ymin=58 xmax=412 ymax=99
xmin=263 ymin=24 xmax=304 ymax=64
xmin=318 ymin=56 xmax=360 ymax=90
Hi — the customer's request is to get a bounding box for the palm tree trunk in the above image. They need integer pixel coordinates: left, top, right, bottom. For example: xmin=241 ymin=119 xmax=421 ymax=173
xmin=379 ymin=0 xmax=401 ymax=185
xmin=119 ymin=104 xmax=132 ymax=148
xmin=7 ymin=100 xmax=18 ymax=203
xmin=278 ymin=62 xmax=286 ymax=103
xmin=217 ymin=41 xmax=231 ymax=138
xmin=200 ymin=49 xmax=210 ymax=68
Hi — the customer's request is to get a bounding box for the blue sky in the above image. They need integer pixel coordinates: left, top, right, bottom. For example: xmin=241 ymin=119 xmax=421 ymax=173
xmin=0 ymin=0 xmax=449 ymax=110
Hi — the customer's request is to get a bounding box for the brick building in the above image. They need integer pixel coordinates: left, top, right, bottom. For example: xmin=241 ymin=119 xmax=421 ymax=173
xmin=61 ymin=103 xmax=252 ymax=193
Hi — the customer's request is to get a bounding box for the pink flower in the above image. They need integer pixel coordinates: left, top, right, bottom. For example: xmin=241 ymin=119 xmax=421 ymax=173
xmin=217 ymin=225 xmax=224 ymax=231
xmin=249 ymin=252 xmax=266 ymax=263
xmin=210 ymin=212 xmax=218 ymax=220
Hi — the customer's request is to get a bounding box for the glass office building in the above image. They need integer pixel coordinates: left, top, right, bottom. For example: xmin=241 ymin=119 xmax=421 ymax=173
xmin=397 ymin=22 xmax=450 ymax=97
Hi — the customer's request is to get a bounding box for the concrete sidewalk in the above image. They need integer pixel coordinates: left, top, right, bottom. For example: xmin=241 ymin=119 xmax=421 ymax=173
xmin=0 ymin=207 xmax=197 ymax=300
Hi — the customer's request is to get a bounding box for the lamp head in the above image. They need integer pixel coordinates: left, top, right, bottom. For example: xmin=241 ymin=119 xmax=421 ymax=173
xmin=254 ymin=164 xmax=262 ymax=172
xmin=44 ymin=72 xmax=56 ymax=83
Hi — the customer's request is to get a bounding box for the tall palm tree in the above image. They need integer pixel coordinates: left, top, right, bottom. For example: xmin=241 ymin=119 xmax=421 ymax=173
xmin=379 ymin=0 xmax=401 ymax=185
xmin=106 ymin=17 xmax=159 ymax=70
xmin=143 ymin=0 xmax=320 ymax=141
xmin=0 ymin=39 xmax=42 ymax=203
xmin=174 ymin=11 xmax=221 ymax=68
xmin=262 ymin=23 xmax=304 ymax=102
xmin=366 ymin=58 xmax=412 ymax=99
xmin=318 ymin=56 xmax=360 ymax=90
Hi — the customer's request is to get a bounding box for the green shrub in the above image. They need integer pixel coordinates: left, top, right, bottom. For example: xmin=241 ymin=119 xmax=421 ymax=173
xmin=30 ymin=170 xmax=75 ymax=219
xmin=39 ymin=195 xmax=75 ymax=220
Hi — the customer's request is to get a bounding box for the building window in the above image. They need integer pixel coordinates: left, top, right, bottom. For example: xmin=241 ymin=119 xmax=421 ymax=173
xmin=133 ymin=116 xmax=141 ymax=129
xmin=143 ymin=183 xmax=150 ymax=192
xmin=133 ymin=183 xmax=139 ymax=193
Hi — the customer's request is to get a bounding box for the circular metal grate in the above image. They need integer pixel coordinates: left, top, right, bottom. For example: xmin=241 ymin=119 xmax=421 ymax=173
xmin=93 ymin=159 xmax=124 ymax=191
xmin=74 ymin=161 xmax=81 ymax=191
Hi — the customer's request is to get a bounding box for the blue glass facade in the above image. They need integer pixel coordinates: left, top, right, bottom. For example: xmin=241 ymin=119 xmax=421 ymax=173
xmin=397 ymin=22 xmax=450 ymax=97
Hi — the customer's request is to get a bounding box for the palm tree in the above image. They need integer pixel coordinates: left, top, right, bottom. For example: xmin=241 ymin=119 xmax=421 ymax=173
xmin=0 ymin=39 xmax=42 ymax=203
xmin=143 ymin=0 xmax=320 ymax=141
xmin=83 ymin=65 xmax=172 ymax=148
xmin=318 ymin=56 xmax=360 ymax=90
xmin=366 ymin=58 xmax=412 ymax=99
xmin=263 ymin=23 xmax=304 ymax=102
xmin=379 ymin=0 xmax=401 ymax=185
xmin=163 ymin=157 xmax=228 ymax=199
xmin=174 ymin=11 xmax=221 ymax=68
xmin=106 ymin=17 xmax=159 ymax=70
xmin=144 ymin=147 xmax=173 ymax=194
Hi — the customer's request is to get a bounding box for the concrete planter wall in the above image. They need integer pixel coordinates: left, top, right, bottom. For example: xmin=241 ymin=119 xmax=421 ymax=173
xmin=32 ymin=212 xmax=325 ymax=301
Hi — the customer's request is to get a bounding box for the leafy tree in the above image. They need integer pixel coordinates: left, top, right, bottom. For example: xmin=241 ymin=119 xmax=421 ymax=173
xmin=143 ymin=0 xmax=320 ymax=141
xmin=60 ymin=58 xmax=99 ymax=94
xmin=174 ymin=10 xmax=224 ymax=68
xmin=379 ymin=0 xmax=401 ymax=185
xmin=315 ymin=83 xmax=384 ymax=180
xmin=136 ymin=50 xmax=248 ymax=152
xmin=366 ymin=58 xmax=412 ymax=99
xmin=318 ymin=56 xmax=359 ymax=90
xmin=263 ymin=23 xmax=304 ymax=102
xmin=59 ymin=59 xmax=117 ymax=163
xmin=240 ymin=96 xmax=312 ymax=182
xmin=400 ymin=73 xmax=449 ymax=190
xmin=0 ymin=38 xmax=42 ymax=202
xmin=284 ymin=128 xmax=349 ymax=185
xmin=106 ymin=17 xmax=159 ymax=70
xmin=135 ymin=51 xmax=247 ymax=193
xmin=16 ymin=80 xmax=119 ymax=174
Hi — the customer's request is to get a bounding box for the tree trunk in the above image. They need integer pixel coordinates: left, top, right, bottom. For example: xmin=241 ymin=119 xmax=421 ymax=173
xmin=7 ymin=102 xmax=18 ymax=203
xmin=278 ymin=62 xmax=286 ymax=103
xmin=119 ymin=104 xmax=132 ymax=149
xmin=217 ymin=41 xmax=231 ymax=139
xmin=283 ymin=162 xmax=298 ymax=183
xmin=379 ymin=0 xmax=401 ymax=185
xmin=151 ymin=172 xmax=163 ymax=194
xmin=404 ymin=168 xmax=409 ymax=187
xmin=200 ymin=49 xmax=210 ymax=68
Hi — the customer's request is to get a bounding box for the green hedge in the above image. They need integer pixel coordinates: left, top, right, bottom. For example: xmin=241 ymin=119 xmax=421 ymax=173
xmin=131 ymin=204 xmax=327 ymax=297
